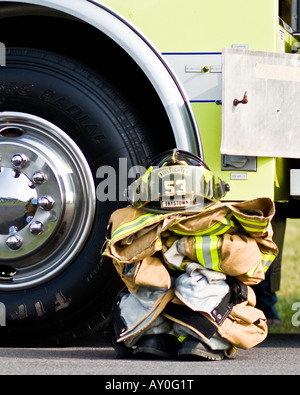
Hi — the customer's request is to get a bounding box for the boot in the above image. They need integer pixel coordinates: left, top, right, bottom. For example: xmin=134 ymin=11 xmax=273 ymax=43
xmin=178 ymin=336 xmax=224 ymax=361
xmin=133 ymin=334 xmax=180 ymax=359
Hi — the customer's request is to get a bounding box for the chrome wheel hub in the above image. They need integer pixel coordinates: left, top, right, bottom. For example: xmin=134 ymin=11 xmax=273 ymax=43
xmin=0 ymin=112 xmax=96 ymax=290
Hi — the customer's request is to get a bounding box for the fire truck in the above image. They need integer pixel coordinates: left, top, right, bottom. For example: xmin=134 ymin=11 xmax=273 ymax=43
xmin=0 ymin=0 xmax=298 ymax=345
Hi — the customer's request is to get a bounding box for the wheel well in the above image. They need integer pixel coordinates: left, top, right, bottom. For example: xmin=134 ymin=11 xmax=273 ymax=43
xmin=0 ymin=3 xmax=175 ymax=153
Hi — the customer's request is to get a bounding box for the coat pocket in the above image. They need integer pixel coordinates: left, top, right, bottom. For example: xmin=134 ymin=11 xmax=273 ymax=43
xmin=218 ymin=299 xmax=268 ymax=349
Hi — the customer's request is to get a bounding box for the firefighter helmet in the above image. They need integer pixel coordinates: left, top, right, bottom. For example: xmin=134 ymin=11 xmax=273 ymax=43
xmin=127 ymin=149 xmax=230 ymax=213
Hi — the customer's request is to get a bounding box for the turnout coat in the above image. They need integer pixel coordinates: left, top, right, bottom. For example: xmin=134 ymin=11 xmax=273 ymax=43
xmin=103 ymin=197 xmax=278 ymax=350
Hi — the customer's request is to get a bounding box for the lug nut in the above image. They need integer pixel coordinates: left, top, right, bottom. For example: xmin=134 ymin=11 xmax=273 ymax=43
xmin=29 ymin=221 xmax=44 ymax=236
xmin=11 ymin=153 xmax=28 ymax=169
xmin=38 ymin=196 xmax=54 ymax=211
xmin=6 ymin=235 xmax=23 ymax=250
xmin=32 ymin=171 xmax=47 ymax=185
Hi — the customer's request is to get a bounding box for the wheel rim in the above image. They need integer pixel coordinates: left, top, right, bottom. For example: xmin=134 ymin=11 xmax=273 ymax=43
xmin=0 ymin=112 xmax=96 ymax=290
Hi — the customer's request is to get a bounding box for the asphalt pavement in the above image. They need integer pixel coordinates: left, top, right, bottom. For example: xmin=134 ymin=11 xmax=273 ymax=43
xmin=0 ymin=333 xmax=299 ymax=376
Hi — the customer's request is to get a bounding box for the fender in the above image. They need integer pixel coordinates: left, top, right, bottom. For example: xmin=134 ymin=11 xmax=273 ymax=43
xmin=0 ymin=0 xmax=203 ymax=157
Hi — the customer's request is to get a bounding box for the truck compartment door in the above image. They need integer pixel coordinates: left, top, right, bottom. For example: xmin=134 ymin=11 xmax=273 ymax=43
xmin=221 ymin=47 xmax=300 ymax=159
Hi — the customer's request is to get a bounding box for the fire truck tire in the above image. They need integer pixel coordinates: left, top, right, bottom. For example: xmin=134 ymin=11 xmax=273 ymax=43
xmin=0 ymin=48 xmax=161 ymax=345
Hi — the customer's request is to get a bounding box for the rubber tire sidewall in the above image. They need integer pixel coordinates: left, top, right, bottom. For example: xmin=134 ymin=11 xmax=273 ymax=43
xmin=0 ymin=48 xmax=158 ymax=345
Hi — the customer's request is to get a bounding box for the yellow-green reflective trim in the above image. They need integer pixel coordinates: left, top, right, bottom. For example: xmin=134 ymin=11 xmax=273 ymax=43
xmin=195 ymin=236 xmax=204 ymax=266
xmin=242 ymin=253 xmax=276 ymax=277
xmin=111 ymin=213 xmax=162 ymax=242
xmin=262 ymin=253 xmax=276 ymax=272
xmin=195 ymin=235 xmax=222 ymax=272
xmin=232 ymin=213 xmax=268 ymax=233
xmin=170 ymin=213 xmax=236 ymax=237
xmin=245 ymin=261 xmax=261 ymax=278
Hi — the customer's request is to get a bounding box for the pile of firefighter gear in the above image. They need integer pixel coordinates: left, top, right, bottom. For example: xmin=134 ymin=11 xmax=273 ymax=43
xmin=103 ymin=150 xmax=278 ymax=360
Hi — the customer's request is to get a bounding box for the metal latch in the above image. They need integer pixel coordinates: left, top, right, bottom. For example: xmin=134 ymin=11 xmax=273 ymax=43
xmin=233 ymin=91 xmax=248 ymax=107
xmin=222 ymin=155 xmax=257 ymax=172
